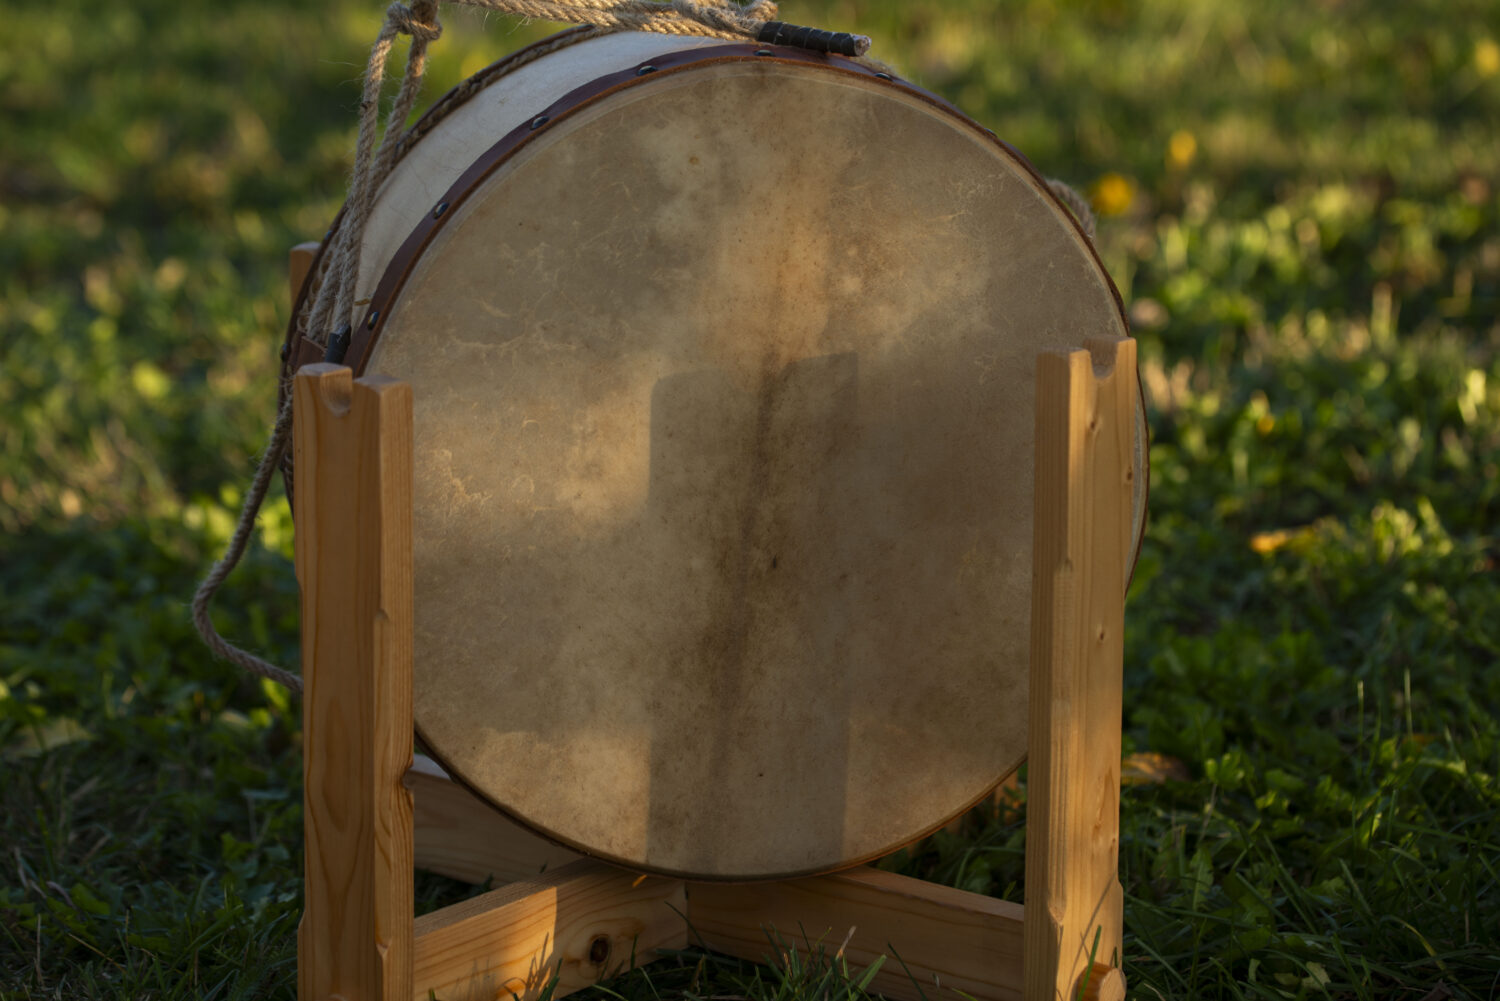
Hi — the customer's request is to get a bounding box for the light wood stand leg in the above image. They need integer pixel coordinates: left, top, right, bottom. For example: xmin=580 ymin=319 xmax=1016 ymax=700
xmin=1023 ymin=339 xmax=1135 ymax=1001
xmin=295 ymin=365 xmax=416 ymax=1001
xmin=291 ymin=334 xmax=1134 ymax=1001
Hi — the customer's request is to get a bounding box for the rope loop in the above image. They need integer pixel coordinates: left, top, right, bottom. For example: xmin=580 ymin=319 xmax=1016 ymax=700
xmin=387 ymin=0 xmax=444 ymax=42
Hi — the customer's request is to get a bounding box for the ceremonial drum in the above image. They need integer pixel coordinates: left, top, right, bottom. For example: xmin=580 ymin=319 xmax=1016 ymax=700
xmin=283 ymin=29 xmax=1146 ymax=880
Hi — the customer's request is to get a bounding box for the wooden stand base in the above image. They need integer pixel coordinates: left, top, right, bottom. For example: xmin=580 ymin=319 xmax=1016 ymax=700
xmin=292 ymin=328 xmax=1135 ymax=1001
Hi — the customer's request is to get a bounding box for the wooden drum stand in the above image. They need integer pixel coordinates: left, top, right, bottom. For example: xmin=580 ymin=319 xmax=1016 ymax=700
xmin=290 ymin=258 xmax=1137 ymax=1001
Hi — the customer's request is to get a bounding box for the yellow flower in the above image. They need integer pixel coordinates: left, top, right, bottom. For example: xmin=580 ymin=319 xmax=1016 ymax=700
xmin=1090 ymin=172 xmax=1136 ymax=217
xmin=131 ymin=361 xmax=170 ymax=401
xmin=1249 ymin=525 xmax=1316 ymax=554
xmin=1476 ymin=39 xmax=1500 ymax=78
xmin=1167 ymin=129 xmax=1197 ymax=169
xmin=1249 ymin=529 xmax=1293 ymax=554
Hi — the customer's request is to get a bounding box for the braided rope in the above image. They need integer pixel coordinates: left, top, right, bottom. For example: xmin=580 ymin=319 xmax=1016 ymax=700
xmin=1047 ymin=177 xmax=1097 ymax=241
xmin=190 ymin=402 xmax=303 ymax=692
xmin=193 ymin=0 xmax=449 ymax=694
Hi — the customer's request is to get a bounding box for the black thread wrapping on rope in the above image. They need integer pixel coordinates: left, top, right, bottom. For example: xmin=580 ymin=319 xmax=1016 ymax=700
xmin=323 ymin=324 xmax=353 ymax=364
xmin=756 ymin=20 xmax=861 ymax=56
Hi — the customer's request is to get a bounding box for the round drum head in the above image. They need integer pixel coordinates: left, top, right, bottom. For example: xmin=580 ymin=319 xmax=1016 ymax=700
xmin=360 ymin=47 xmax=1136 ymax=879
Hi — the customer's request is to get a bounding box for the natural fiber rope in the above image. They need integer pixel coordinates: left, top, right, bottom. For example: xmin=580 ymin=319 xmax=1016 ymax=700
xmin=194 ymin=1 xmax=453 ymax=693
xmin=191 ymin=402 xmax=303 ymax=691
xmin=1047 ymin=177 xmax=1097 ymax=241
xmin=193 ymin=0 xmax=1095 ymax=692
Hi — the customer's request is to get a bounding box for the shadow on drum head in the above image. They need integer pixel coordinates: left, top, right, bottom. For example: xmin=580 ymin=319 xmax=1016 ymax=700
xmin=644 ymin=353 xmax=858 ymax=870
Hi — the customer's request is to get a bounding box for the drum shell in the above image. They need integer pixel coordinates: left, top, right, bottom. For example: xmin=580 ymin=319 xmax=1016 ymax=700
xmin=280 ymin=31 xmax=1146 ymax=880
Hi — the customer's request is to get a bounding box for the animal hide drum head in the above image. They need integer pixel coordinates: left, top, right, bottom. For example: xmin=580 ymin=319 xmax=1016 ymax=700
xmin=300 ymin=33 xmax=1143 ymax=879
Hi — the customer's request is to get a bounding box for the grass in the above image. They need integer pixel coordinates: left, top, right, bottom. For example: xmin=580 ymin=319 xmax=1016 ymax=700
xmin=2 ymin=0 xmax=1499 ymax=997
